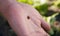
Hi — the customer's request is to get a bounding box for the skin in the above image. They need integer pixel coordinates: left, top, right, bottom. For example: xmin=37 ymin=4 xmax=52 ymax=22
xmin=0 ymin=0 xmax=51 ymax=36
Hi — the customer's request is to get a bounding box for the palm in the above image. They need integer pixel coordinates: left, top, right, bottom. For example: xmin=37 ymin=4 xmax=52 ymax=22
xmin=16 ymin=3 xmax=50 ymax=36
xmin=1 ymin=2 xmax=50 ymax=36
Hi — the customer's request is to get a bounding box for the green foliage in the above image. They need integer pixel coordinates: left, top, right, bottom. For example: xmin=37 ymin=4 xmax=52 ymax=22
xmin=35 ymin=4 xmax=48 ymax=16
xmin=17 ymin=0 xmax=33 ymax=5
xmin=48 ymin=29 xmax=54 ymax=35
xmin=57 ymin=3 xmax=60 ymax=8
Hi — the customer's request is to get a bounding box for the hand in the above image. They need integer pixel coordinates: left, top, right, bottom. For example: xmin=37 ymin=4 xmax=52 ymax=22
xmin=0 ymin=0 xmax=51 ymax=36
xmin=16 ymin=3 xmax=50 ymax=36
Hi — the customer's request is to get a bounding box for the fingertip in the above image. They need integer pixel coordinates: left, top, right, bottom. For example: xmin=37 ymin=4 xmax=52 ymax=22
xmin=41 ymin=21 xmax=51 ymax=32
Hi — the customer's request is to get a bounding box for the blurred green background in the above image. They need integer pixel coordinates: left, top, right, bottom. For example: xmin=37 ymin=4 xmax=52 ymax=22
xmin=0 ymin=0 xmax=60 ymax=36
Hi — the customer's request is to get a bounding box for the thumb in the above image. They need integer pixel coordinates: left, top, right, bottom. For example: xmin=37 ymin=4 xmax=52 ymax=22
xmin=40 ymin=18 xmax=51 ymax=32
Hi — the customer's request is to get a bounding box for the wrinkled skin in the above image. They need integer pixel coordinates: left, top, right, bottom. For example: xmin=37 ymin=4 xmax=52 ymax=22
xmin=0 ymin=0 xmax=51 ymax=36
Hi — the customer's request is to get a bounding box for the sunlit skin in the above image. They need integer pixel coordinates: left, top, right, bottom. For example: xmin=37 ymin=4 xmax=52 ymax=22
xmin=0 ymin=0 xmax=51 ymax=36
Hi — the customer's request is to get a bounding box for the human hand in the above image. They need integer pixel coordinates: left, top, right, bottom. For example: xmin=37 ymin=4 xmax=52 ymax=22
xmin=0 ymin=0 xmax=51 ymax=36
xmin=16 ymin=3 xmax=51 ymax=36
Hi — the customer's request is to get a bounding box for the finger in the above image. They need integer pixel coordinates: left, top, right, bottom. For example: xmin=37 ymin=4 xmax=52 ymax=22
xmin=38 ymin=18 xmax=51 ymax=31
